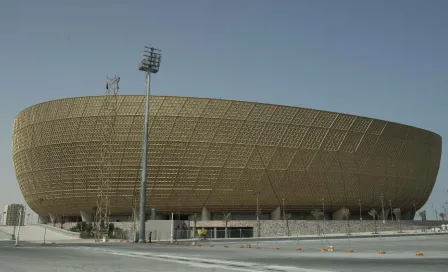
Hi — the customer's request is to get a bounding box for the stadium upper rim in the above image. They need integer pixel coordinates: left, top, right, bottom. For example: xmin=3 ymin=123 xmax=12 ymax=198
xmin=14 ymin=94 xmax=441 ymax=138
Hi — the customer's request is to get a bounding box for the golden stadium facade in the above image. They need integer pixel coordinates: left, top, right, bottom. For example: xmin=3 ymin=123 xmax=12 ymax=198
xmin=12 ymin=95 xmax=441 ymax=220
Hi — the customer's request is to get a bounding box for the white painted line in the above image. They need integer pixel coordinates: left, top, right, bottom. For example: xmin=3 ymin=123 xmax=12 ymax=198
xmin=75 ymin=247 xmax=329 ymax=272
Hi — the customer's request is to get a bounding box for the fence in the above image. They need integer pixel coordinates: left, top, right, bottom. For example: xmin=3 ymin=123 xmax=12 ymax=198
xmin=161 ymin=224 xmax=447 ymax=243
xmin=175 ymin=228 xmax=253 ymax=240
xmin=39 ymin=219 xmax=448 ymax=242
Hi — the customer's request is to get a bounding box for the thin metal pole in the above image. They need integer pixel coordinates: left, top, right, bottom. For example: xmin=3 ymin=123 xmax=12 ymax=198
xmin=389 ymin=200 xmax=393 ymax=221
xmin=256 ymin=193 xmax=260 ymax=237
xmin=15 ymin=209 xmax=22 ymax=246
xmin=322 ymin=199 xmax=325 ymax=232
xmin=359 ymin=199 xmax=362 ymax=221
xmin=43 ymin=225 xmax=47 ymax=244
xmin=282 ymin=198 xmax=285 ymax=220
xmin=380 ymin=195 xmax=385 ymax=224
xmin=170 ymin=212 xmax=174 ymax=243
xmin=138 ymin=71 xmax=151 ymax=243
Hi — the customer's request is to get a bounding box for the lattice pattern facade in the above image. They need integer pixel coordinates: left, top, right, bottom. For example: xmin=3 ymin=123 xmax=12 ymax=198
xmin=12 ymin=96 xmax=442 ymax=217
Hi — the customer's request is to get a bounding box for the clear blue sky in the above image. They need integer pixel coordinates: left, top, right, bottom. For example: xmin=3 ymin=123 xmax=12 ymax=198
xmin=0 ymin=0 xmax=447 ymax=220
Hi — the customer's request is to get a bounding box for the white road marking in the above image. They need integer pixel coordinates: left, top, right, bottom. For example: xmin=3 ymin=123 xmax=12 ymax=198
xmin=75 ymin=247 xmax=329 ymax=272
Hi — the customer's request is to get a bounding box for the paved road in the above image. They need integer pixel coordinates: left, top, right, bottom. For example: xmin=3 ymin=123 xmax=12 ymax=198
xmin=1 ymin=235 xmax=447 ymax=271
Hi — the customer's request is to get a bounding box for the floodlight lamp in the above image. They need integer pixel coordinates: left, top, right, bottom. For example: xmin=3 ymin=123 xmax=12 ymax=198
xmin=138 ymin=46 xmax=162 ymax=73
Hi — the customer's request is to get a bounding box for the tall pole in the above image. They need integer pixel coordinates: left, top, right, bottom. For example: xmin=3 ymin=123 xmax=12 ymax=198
xmin=256 ymin=192 xmax=260 ymax=237
xmin=170 ymin=212 xmax=174 ymax=243
xmin=138 ymin=46 xmax=161 ymax=243
xmin=322 ymin=198 xmax=325 ymax=230
xmin=138 ymin=71 xmax=151 ymax=243
xmin=282 ymin=198 xmax=285 ymax=220
xmin=95 ymin=75 xmax=120 ymax=242
xmin=380 ymin=194 xmax=385 ymax=224
xmin=43 ymin=224 xmax=47 ymax=245
xmin=389 ymin=200 xmax=393 ymax=221
xmin=15 ymin=208 xmax=22 ymax=246
xmin=39 ymin=198 xmax=47 ymax=243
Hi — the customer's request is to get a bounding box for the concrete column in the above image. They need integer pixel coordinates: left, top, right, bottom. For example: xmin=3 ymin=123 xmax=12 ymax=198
xmin=402 ymin=211 xmax=415 ymax=220
xmin=270 ymin=206 xmax=281 ymax=220
xmin=214 ymin=227 xmax=217 ymax=239
xmin=332 ymin=208 xmax=346 ymax=220
xmin=80 ymin=210 xmax=93 ymax=222
xmin=49 ymin=213 xmax=61 ymax=224
xmin=322 ymin=212 xmax=331 ymax=221
xmin=150 ymin=208 xmax=156 ymax=220
xmin=378 ymin=209 xmax=390 ymax=221
xmin=38 ymin=215 xmax=50 ymax=224
xmin=201 ymin=207 xmax=211 ymax=221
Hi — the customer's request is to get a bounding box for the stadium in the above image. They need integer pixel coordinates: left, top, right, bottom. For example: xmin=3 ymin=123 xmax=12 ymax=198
xmin=12 ymin=95 xmax=442 ymax=222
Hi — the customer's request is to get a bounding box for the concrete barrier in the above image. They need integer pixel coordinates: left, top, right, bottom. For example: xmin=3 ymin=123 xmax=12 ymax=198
xmin=0 ymin=224 xmax=80 ymax=241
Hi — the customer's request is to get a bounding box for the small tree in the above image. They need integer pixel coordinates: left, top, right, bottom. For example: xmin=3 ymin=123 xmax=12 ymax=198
xmin=418 ymin=210 xmax=426 ymax=232
xmin=418 ymin=210 xmax=426 ymax=222
xmin=223 ymin=213 xmax=231 ymax=238
xmin=393 ymin=208 xmax=402 ymax=233
xmin=368 ymin=209 xmax=378 ymax=234
xmin=311 ymin=209 xmax=323 ymax=235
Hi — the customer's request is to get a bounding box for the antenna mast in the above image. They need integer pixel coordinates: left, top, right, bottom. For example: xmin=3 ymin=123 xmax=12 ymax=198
xmin=95 ymin=75 xmax=120 ymax=241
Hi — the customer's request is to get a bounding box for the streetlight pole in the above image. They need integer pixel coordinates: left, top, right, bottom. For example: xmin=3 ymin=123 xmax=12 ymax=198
xmin=138 ymin=46 xmax=162 ymax=243
xmin=255 ymin=192 xmax=260 ymax=237
xmin=39 ymin=198 xmax=47 ymax=244
xmin=322 ymin=198 xmax=325 ymax=230
xmin=380 ymin=193 xmax=385 ymax=224
xmin=15 ymin=207 xmax=22 ymax=246
xmin=282 ymin=198 xmax=285 ymax=220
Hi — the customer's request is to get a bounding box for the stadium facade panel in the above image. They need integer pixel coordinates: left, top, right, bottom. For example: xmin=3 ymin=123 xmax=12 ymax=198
xmin=12 ymin=95 xmax=441 ymax=219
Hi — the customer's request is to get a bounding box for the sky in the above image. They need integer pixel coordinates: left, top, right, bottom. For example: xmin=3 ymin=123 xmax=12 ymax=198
xmin=0 ymin=0 xmax=447 ymax=221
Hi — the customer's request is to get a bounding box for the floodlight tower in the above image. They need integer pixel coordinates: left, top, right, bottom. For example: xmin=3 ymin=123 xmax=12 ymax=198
xmin=138 ymin=46 xmax=161 ymax=243
xmin=95 ymin=75 xmax=120 ymax=241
